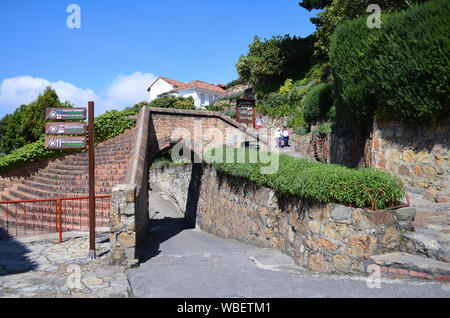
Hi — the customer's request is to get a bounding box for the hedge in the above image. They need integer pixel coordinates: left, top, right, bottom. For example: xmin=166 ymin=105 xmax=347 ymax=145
xmin=303 ymin=82 xmax=334 ymax=124
xmin=0 ymin=108 xmax=137 ymax=173
xmin=204 ymin=147 xmax=404 ymax=210
xmin=330 ymin=0 xmax=450 ymax=127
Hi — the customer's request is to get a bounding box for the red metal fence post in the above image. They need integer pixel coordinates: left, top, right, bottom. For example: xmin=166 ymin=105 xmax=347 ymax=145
xmin=58 ymin=199 xmax=62 ymax=243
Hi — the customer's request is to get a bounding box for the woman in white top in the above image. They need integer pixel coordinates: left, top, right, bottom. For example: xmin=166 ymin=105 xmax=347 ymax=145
xmin=275 ymin=128 xmax=282 ymax=148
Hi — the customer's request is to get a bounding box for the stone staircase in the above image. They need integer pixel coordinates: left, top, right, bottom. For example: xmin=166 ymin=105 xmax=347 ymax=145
xmin=369 ymin=191 xmax=450 ymax=283
xmin=0 ymin=128 xmax=136 ymax=237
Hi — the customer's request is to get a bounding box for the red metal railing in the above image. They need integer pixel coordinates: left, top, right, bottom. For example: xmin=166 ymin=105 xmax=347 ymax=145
xmin=0 ymin=195 xmax=110 ymax=242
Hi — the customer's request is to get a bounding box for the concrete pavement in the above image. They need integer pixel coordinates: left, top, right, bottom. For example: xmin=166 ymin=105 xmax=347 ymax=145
xmin=126 ymin=191 xmax=450 ymax=298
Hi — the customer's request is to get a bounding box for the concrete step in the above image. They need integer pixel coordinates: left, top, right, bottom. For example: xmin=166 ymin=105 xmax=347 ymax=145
xmin=370 ymin=252 xmax=450 ymax=283
xmin=403 ymin=231 xmax=450 ymax=263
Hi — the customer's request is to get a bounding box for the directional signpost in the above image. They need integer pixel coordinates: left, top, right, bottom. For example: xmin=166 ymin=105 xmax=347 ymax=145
xmin=45 ymin=136 xmax=87 ymax=150
xmin=45 ymin=102 xmax=96 ymax=259
xmin=45 ymin=108 xmax=87 ymax=121
xmin=236 ymin=98 xmax=256 ymax=129
xmin=45 ymin=122 xmax=87 ymax=135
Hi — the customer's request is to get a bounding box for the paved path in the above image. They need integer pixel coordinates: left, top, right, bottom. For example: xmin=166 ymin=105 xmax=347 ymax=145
xmin=0 ymin=233 xmax=130 ymax=298
xmin=127 ymin=191 xmax=450 ymax=298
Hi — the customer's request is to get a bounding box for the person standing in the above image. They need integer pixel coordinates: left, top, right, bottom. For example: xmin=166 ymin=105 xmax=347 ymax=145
xmin=275 ymin=128 xmax=282 ymax=148
xmin=256 ymin=116 xmax=263 ymax=132
xmin=282 ymin=126 xmax=291 ymax=148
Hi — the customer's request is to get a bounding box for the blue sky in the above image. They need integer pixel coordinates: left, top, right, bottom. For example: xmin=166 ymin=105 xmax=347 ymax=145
xmin=0 ymin=0 xmax=319 ymax=116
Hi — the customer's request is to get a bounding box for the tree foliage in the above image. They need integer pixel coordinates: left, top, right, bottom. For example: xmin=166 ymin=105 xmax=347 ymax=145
xmin=0 ymin=87 xmax=72 ymax=154
xmin=303 ymin=82 xmax=334 ymax=124
xmin=330 ymin=0 xmax=449 ymax=127
xmin=148 ymin=95 xmax=195 ymax=110
xmin=299 ymin=0 xmax=331 ymax=10
xmin=0 ymin=105 xmax=27 ymax=154
xmin=19 ymin=87 xmax=73 ymax=144
xmin=300 ymin=0 xmax=415 ymax=57
xmin=236 ymin=35 xmax=315 ymax=87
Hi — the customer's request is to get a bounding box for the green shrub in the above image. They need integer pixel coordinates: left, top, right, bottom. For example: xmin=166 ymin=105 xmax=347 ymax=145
xmin=330 ymin=0 xmax=450 ymax=127
xmin=287 ymin=113 xmax=307 ymax=129
xmin=312 ymin=122 xmax=333 ymax=135
xmin=173 ymin=97 xmax=195 ymax=110
xmin=206 ymin=103 xmax=229 ymax=112
xmin=148 ymin=95 xmax=195 ymax=110
xmin=295 ymin=127 xmax=311 ymax=135
xmin=222 ymin=110 xmax=236 ymax=119
xmin=257 ymin=93 xmax=293 ymax=118
xmin=303 ymin=82 xmax=334 ymax=124
xmin=93 ymin=110 xmax=136 ymax=144
xmin=204 ymin=147 xmax=404 ymax=210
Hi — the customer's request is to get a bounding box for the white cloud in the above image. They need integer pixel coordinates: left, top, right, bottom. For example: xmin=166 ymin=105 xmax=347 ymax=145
xmin=104 ymin=72 xmax=157 ymax=109
xmin=0 ymin=72 xmax=157 ymax=117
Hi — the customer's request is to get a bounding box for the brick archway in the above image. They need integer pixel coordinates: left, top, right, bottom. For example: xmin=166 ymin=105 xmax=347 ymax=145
xmin=110 ymin=107 xmax=266 ymax=266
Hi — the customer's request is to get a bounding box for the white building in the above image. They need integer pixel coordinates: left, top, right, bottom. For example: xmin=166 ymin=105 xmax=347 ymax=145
xmin=147 ymin=77 xmax=227 ymax=109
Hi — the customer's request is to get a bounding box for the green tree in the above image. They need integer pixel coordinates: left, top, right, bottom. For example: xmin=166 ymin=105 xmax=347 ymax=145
xmin=300 ymin=0 xmax=414 ymax=57
xmin=0 ymin=105 xmax=27 ymax=154
xmin=19 ymin=87 xmax=72 ymax=143
xmin=299 ymin=0 xmax=331 ymax=10
xmin=236 ymin=35 xmax=314 ymax=87
xmin=330 ymin=0 xmax=449 ymax=127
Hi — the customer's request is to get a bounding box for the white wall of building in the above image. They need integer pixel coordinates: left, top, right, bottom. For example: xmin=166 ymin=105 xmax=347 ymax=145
xmin=149 ymin=79 xmax=224 ymax=109
xmin=177 ymin=88 xmax=221 ymax=109
xmin=149 ymin=79 xmax=174 ymax=101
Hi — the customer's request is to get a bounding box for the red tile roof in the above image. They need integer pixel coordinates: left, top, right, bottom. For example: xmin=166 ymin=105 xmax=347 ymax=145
xmin=147 ymin=77 xmax=188 ymax=91
xmin=148 ymin=77 xmax=226 ymax=94
xmin=175 ymin=80 xmax=226 ymax=94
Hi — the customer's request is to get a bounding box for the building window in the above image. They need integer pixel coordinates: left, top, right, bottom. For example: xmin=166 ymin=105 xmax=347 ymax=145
xmin=201 ymin=93 xmax=205 ymax=105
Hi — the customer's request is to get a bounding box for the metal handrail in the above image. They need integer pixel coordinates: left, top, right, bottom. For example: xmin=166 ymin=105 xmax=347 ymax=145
xmin=0 ymin=195 xmax=111 ymax=242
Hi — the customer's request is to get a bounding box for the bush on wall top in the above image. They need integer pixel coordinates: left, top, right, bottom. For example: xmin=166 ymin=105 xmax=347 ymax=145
xmin=204 ymin=147 xmax=404 ymax=210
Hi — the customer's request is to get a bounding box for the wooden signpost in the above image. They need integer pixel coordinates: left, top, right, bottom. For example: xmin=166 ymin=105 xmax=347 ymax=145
xmin=236 ymin=98 xmax=256 ymax=129
xmin=45 ymin=102 xmax=96 ymax=259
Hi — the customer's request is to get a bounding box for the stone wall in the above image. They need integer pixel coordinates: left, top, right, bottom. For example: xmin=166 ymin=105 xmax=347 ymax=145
xmin=371 ymin=121 xmax=449 ymax=203
xmin=149 ymin=164 xmax=414 ymax=275
xmin=149 ymin=165 xmax=192 ymax=213
xmin=110 ymin=107 xmax=151 ymax=267
xmin=288 ymin=120 xmax=449 ymax=202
